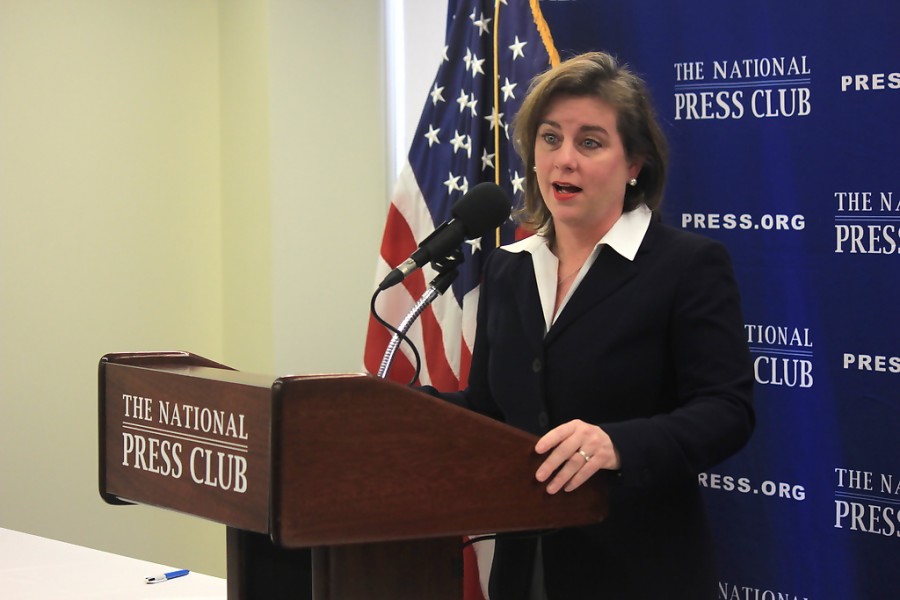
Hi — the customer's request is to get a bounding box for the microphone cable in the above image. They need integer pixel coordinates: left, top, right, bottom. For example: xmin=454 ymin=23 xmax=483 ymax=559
xmin=370 ymin=287 xmax=423 ymax=386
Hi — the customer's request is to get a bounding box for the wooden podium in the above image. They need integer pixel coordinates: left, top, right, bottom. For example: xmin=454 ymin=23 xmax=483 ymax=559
xmin=98 ymin=351 xmax=608 ymax=599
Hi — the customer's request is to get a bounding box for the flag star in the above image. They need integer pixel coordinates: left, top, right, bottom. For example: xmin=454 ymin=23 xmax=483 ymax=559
xmin=467 ymin=93 xmax=479 ymax=117
xmin=463 ymin=136 xmax=472 ymax=159
xmin=466 ymin=236 xmax=483 ymax=254
xmin=456 ymin=89 xmax=470 ymax=113
xmin=442 ymin=45 xmax=449 ymax=62
xmin=470 ymin=53 xmax=486 ymax=77
xmin=444 ymin=172 xmax=461 ymax=193
xmin=473 ymin=13 xmax=492 ymax=36
xmin=511 ymin=170 xmax=525 ymax=194
xmin=484 ymin=106 xmax=504 ymax=131
xmin=481 ymin=149 xmax=495 ymax=171
xmin=450 ymin=130 xmax=468 ymax=154
xmin=430 ymin=83 xmax=445 ymax=105
xmin=424 ymin=124 xmax=441 ymax=147
xmin=459 ymin=176 xmax=470 ymax=195
xmin=509 ymin=36 xmax=527 ymax=60
xmin=502 ymin=120 xmax=511 ymax=140
xmin=463 ymin=48 xmax=473 ymax=71
xmin=469 ymin=9 xmax=477 ymax=21
xmin=500 ymin=77 xmax=517 ymax=101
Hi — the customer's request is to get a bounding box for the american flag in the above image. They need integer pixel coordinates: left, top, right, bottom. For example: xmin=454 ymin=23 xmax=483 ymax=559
xmin=364 ymin=0 xmax=558 ymax=392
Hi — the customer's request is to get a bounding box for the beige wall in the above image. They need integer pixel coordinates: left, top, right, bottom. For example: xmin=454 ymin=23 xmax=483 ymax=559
xmin=0 ymin=0 xmax=386 ymax=578
xmin=267 ymin=0 xmax=387 ymax=376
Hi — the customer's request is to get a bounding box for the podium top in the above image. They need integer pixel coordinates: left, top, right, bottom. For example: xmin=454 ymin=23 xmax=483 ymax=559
xmin=99 ymin=351 xmax=607 ymax=548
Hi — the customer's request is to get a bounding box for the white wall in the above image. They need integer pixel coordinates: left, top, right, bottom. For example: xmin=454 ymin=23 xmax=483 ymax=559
xmin=386 ymin=0 xmax=448 ymax=180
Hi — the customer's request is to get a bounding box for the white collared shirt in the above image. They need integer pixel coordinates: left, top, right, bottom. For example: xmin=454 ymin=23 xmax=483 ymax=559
xmin=499 ymin=204 xmax=652 ymax=333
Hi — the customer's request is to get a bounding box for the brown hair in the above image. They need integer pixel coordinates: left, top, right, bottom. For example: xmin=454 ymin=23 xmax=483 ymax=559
xmin=512 ymin=52 xmax=668 ymax=237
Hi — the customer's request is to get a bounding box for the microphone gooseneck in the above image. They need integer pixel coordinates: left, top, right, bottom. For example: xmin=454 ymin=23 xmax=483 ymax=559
xmin=377 ymin=183 xmax=511 ymax=291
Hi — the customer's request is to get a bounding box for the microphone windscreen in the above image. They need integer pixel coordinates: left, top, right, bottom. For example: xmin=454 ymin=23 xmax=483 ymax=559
xmin=450 ymin=182 xmax=512 ymax=238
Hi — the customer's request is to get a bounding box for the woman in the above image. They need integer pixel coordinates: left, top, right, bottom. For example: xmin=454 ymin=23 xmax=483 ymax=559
xmin=433 ymin=52 xmax=754 ymax=599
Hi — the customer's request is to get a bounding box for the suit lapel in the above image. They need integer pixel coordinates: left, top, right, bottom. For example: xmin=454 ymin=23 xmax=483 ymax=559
xmin=508 ymin=252 xmax=546 ymax=353
xmin=545 ymin=220 xmax=658 ymax=345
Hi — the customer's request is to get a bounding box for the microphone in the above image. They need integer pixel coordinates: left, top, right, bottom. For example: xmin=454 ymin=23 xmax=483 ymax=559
xmin=378 ymin=182 xmax=511 ymax=291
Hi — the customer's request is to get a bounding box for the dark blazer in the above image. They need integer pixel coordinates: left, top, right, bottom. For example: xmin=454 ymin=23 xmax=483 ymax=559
xmin=436 ymin=219 xmax=755 ymax=599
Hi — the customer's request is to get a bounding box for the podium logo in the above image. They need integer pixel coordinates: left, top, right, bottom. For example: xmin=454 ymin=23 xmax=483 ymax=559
xmin=673 ymin=55 xmax=812 ymax=120
xmin=120 ymin=393 xmax=251 ymax=494
xmin=745 ymin=324 xmax=814 ymax=388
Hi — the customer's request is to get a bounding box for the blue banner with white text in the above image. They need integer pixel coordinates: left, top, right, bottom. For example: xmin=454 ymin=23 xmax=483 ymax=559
xmin=538 ymin=1 xmax=899 ymax=598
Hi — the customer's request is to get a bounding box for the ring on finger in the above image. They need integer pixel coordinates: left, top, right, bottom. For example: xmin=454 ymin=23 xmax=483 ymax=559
xmin=577 ymin=449 xmax=592 ymax=462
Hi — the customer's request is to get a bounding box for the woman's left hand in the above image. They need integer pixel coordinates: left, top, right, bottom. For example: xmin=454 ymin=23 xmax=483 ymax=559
xmin=534 ymin=419 xmax=620 ymax=494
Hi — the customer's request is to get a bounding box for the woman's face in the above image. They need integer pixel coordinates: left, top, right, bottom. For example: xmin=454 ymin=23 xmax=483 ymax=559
xmin=534 ymin=94 xmax=641 ymax=240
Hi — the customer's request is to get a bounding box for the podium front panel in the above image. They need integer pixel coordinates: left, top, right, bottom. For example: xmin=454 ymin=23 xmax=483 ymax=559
xmin=270 ymin=375 xmax=608 ymax=547
xmin=100 ymin=356 xmax=273 ymax=533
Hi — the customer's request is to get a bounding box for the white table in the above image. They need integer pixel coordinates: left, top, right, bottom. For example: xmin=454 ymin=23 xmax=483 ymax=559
xmin=0 ymin=528 xmax=226 ymax=599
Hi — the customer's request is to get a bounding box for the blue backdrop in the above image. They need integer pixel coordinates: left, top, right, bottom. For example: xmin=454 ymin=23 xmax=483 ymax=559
xmin=539 ymin=1 xmax=899 ymax=598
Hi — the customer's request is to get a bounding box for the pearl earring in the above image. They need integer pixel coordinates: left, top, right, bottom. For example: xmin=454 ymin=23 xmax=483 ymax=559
xmin=532 ymin=166 xmax=537 ymax=172
xmin=628 ymin=178 xmax=638 ymax=187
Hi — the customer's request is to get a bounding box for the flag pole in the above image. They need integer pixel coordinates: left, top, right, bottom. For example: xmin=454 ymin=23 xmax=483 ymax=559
xmin=493 ymin=0 xmax=503 ymax=249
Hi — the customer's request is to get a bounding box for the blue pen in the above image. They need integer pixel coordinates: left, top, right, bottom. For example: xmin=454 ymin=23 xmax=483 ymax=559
xmin=145 ymin=569 xmax=190 ymax=584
